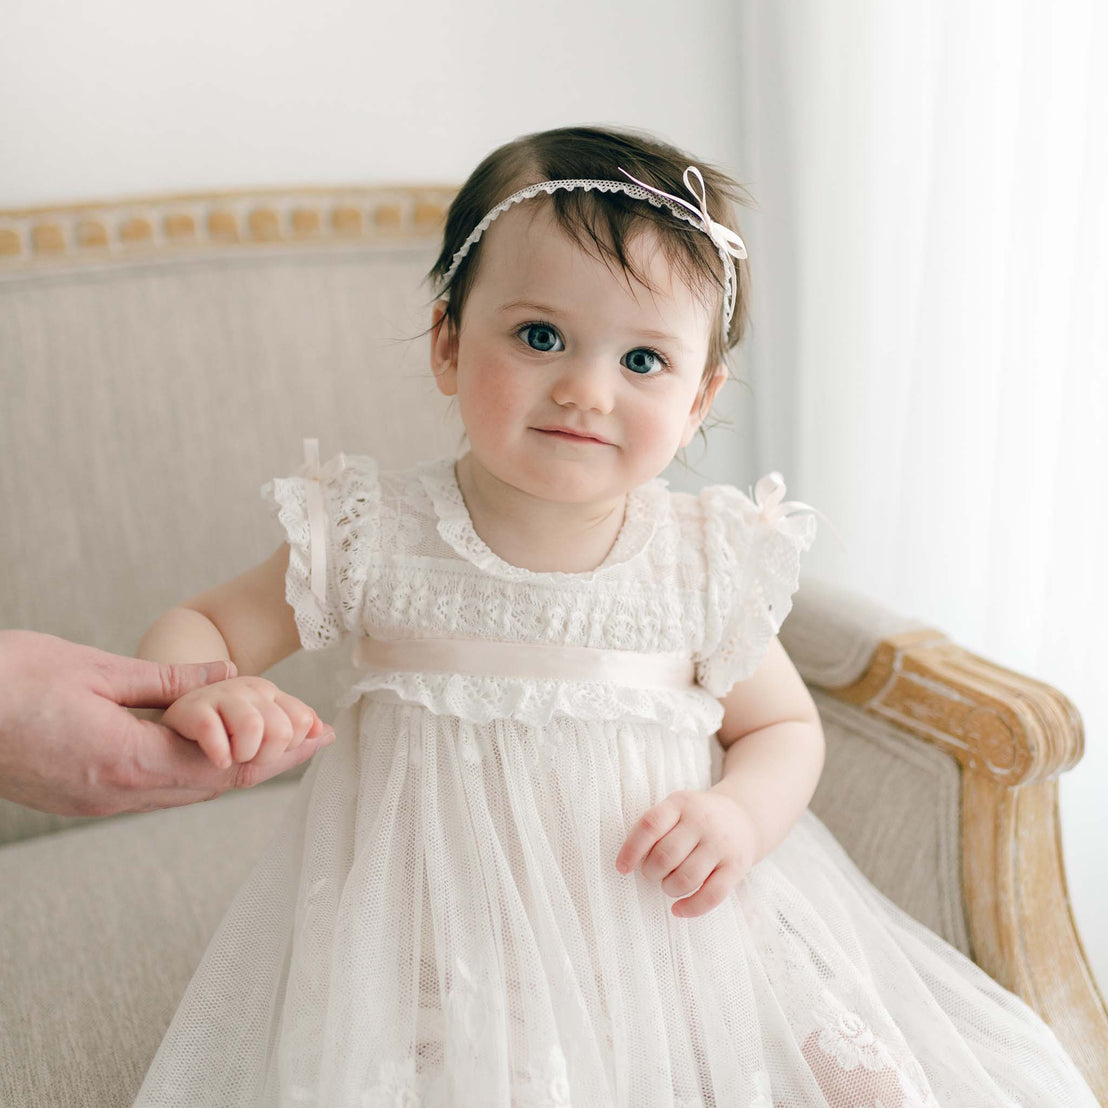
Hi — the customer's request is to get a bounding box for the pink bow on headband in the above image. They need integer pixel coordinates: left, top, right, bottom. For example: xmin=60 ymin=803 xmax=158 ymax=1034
xmin=617 ymin=165 xmax=748 ymax=262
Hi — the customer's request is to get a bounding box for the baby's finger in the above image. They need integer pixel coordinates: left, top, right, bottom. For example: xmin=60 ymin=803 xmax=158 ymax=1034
xmin=249 ymin=698 xmax=295 ymax=766
xmin=219 ymin=698 xmax=266 ymax=764
xmin=660 ymin=841 xmax=717 ymax=899
xmin=172 ymin=701 xmax=233 ymax=769
xmin=305 ymin=714 xmax=332 ymax=741
xmin=672 ymin=862 xmax=737 ymax=919
xmin=272 ymin=691 xmax=318 ymax=748
xmin=616 ymin=801 xmax=680 ymax=875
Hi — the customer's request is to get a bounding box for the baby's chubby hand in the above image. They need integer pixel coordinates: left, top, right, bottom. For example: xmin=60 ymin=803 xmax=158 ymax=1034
xmin=160 ymin=676 xmax=330 ymax=770
xmin=615 ymin=787 xmax=760 ymax=919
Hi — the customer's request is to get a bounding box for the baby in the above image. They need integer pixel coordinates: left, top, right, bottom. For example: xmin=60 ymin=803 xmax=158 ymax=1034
xmin=131 ymin=125 xmax=1097 ymax=1107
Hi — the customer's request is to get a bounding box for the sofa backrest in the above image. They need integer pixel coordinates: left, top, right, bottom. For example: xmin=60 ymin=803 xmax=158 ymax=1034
xmin=2 ymin=189 xmax=461 ymax=693
xmin=0 ymin=187 xmax=460 ymax=840
xmin=0 ymin=189 xmax=974 ymax=963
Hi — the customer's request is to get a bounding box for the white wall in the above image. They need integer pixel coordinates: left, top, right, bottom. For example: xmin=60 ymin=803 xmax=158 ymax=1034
xmin=0 ymin=0 xmax=743 ymax=210
xmin=0 ymin=0 xmax=757 ymax=488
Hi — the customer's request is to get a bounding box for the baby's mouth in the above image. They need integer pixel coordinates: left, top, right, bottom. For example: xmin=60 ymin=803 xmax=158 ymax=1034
xmin=534 ymin=428 xmax=611 ymax=445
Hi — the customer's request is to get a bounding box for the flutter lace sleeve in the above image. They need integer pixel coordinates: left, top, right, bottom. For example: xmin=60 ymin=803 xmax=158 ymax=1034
xmin=695 ymin=475 xmax=819 ymax=698
xmin=260 ymin=444 xmax=380 ymax=650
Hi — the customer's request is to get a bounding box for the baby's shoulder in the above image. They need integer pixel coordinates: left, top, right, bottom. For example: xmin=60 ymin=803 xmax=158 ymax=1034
xmin=299 ymin=451 xmax=431 ymax=509
xmin=661 ymin=482 xmax=756 ymax=544
xmin=661 ymin=477 xmax=818 ymax=568
xmin=660 ymin=487 xmax=708 ymax=541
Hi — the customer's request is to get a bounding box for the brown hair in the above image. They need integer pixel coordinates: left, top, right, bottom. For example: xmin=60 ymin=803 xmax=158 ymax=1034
xmin=426 ymin=124 xmax=757 ymax=462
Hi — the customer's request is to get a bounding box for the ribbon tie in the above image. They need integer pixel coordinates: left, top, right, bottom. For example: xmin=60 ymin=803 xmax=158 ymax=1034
xmin=298 ymin=437 xmax=347 ymax=608
xmin=617 ymin=165 xmax=748 ymax=263
xmin=750 ymin=471 xmax=815 ymax=525
xmin=351 ymin=634 xmax=697 ymax=691
xmin=748 ymin=472 xmax=847 ymax=551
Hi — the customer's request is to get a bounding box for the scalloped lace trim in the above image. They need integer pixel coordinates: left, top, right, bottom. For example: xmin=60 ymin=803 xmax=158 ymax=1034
xmin=694 ymin=484 xmax=818 ymax=697
xmin=261 ymin=454 xmax=381 ymax=650
xmin=417 ymin=457 xmax=669 ymax=583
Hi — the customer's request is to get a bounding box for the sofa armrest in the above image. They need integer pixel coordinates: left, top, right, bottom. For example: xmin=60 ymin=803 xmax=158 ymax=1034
xmin=781 ymin=576 xmax=1108 ymax=1099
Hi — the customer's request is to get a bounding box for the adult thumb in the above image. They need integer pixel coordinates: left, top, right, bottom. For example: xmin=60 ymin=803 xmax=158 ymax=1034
xmin=104 ymin=652 xmax=238 ymax=708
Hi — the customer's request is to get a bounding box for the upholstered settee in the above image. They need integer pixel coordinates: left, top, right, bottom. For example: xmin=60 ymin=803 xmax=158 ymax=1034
xmin=0 ymin=186 xmax=1104 ymax=1106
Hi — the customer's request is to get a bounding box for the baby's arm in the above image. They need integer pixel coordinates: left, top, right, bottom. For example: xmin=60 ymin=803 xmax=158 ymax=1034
xmin=707 ymin=636 xmax=825 ymax=865
xmin=616 ymin=637 xmax=824 ymax=918
xmin=137 ymin=543 xmax=301 ymax=675
xmin=135 ymin=543 xmax=322 ymax=768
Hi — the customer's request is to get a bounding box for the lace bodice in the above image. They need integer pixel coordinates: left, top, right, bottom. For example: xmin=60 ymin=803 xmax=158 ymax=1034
xmin=261 ymin=453 xmax=817 ymax=737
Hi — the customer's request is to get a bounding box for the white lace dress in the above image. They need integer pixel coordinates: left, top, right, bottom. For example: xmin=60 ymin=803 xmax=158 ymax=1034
xmin=132 ymin=452 xmax=1098 ymax=1108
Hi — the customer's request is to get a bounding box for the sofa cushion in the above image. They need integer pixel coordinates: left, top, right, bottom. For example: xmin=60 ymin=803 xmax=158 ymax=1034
xmin=0 ymin=780 xmax=300 ymax=1108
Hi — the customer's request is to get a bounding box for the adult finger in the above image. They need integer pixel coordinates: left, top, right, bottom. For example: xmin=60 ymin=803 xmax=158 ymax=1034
xmin=232 ymin=727 xmax=336 ymax=788
xmin=107 ymin=716 xmax=335 ymax=813
xmin=99 ymin=652 xmax=238 ymax=709
xmin=92 ymin=713 xmax=233 ymax=814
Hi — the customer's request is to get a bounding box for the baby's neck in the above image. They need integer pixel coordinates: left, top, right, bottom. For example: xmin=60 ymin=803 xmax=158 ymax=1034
xmin=454 ymin=452 xmax=628 ymax=574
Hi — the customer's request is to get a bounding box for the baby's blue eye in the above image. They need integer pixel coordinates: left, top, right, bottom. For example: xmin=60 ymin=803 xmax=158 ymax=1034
xmin=520 ymin=323 xmax=564 ymax=352
xmin=623 ymin=348 xmax=667 ymax=376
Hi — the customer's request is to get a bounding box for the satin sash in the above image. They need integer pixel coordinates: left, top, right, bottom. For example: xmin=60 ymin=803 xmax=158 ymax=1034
xmin=352 ymin=634 xmax=697 ymax=691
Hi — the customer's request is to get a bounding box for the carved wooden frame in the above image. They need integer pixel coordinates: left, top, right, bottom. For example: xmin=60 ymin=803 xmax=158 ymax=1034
xmin=829 ymin=628 xmax=1108 ymax=1098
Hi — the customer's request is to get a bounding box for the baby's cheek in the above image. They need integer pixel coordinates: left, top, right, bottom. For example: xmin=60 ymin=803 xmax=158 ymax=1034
xmin=463 ymin=359 xmax=522 ymax=422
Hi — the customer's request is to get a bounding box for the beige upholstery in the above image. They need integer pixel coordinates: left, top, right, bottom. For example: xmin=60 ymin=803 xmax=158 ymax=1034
xmin=1 ymin=188 xmax=1104 ymax=1105
xmin=0 ymin=782 xmax=298 ymax=1108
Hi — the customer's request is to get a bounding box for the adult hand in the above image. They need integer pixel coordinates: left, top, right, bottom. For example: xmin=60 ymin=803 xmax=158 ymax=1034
xmin=0 ymin=629 xmax=335 ymax=817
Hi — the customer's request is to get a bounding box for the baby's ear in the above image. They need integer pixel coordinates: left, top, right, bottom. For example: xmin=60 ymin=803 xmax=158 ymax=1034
xmin=682 ymin=367 xmax=727 ymax=444
xmin=430 ymin=300 xmax=459 ymax=396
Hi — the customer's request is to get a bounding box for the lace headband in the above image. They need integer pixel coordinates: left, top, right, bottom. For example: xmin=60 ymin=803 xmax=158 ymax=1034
xmin=436 ymin=166 xmax=747 ymax=345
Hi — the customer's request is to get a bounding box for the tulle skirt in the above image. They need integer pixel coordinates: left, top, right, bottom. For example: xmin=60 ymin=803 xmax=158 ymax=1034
xmin=132 ymin=694 xmax=1098 ymax=1107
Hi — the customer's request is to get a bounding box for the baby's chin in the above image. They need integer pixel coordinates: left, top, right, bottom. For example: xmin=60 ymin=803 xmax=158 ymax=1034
xmin=465 ymin=440 xmax=669 ymax=500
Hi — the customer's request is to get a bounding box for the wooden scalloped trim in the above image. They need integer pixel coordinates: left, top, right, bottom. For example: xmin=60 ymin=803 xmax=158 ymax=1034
xmin=0 ymin=183 xmax=458 ymax=264
xmin=827 ymin=630 xmax=1108 ymax=1098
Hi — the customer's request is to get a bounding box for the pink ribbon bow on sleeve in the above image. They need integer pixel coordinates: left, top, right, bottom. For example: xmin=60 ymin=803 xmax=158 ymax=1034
xmin=298 ymin=438 xmax=347 ymax=608
xmin=748 ymin=472 xmax=846 ymax=551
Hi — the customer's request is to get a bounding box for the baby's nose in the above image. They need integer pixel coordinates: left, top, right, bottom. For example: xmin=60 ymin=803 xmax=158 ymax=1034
xmin=550 ymin=357 xmax=616 ymax=413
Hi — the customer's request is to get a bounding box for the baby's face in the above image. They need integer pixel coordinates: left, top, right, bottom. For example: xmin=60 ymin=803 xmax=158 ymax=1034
xmin=431 ymin=200 xmax=726 ymax=503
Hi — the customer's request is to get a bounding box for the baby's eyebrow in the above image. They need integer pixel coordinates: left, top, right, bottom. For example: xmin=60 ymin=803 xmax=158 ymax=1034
xmin=634 ymin=328 xmax=687 ymax=348
xmin=497 ymin=298 xmax=561 ymax=316
xmin=498 ymin=298 xmax=688 ymax=350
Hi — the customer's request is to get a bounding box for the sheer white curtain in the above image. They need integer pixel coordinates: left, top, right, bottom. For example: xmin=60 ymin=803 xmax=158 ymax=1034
xmin=732 ymin=1 xmax=1107 ymax=988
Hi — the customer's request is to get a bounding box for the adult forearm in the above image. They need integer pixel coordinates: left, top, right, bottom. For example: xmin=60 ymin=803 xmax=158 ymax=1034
xmin=708 ymin=716 xmax=826 ymax=866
